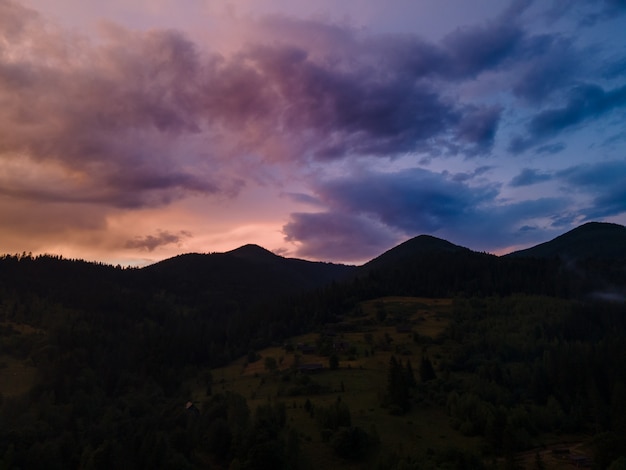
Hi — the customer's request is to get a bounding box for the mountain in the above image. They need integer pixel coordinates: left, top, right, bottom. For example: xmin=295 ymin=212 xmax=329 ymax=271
xmin=359 ymin=234 xmax=471 ymax=273
xmin=506 ymin=222 xmax=626 ymax=260
xmin=3 ymin=222 xmax=626 ymax=469
xmin=226 ymin=244 xmax=284 ymax=262
xmin=138 ymin=246 xmax=354 ymax=305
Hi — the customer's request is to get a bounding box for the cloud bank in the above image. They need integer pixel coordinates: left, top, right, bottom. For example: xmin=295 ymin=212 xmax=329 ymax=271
xmin=0 ymin=0 xmax=625 ymax=263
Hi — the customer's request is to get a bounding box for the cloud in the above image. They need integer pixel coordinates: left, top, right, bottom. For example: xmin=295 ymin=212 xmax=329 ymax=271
xmin=556 ymin=160 xmax=626 ymax=219
xmin=449 ymin=165 xmax=493 ymax=182
xmin=512 ymin=37 xmax=581 ymax=104
xmin=313 ymin=168 xmax=499 ymax=233
xmin=284 ymin=212 xmax=400 ymax=262
xmin=602 ymin=56 xmax=626 ymax=80
xmin=1 ymin=0 xmax=624 ymax=263
xmin=455 ymin=105 xmax=502 ymax=153
xmin=0 ymin=2 xmax=523 ymax=220
xmin=509 ymin=168 xmax=553 ymax=187
xmin=543 ymin=0 xmax=626 ymax=25
xmin=441 ymin=20 xmax=525 ymax=78
xmin=125 ymin=230 xmax=192 ymax=252
xmin=509 ymin=83 xmax=626 ymax=153
xmin=0 ymin=20 xmax=233 ymax=211
xmin=280 ymin=192 xmax=322 ymax=206
xmin=579 ymin=0 xmax=626 ymax=26
xmin=557 ymin=160 xmax=626 ymax=188
xmin=535 ymin=142 xmax=566 ymax=155
xmin=284 ymin=166 xmax=574 ymax=258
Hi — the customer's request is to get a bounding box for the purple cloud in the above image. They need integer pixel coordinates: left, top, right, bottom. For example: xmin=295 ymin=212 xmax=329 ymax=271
xmin=510 ymin=83 xmax=626 ymax=153
xmin=455 ymin=105 xmax=502 ymax=153
xmin=442 ymin=21 xmax=525 ymax=78
xmin=512 ymin=37 xmax=580 ymax=104
xmin=556 ymin=161 xmax=626 ymax=219
xmin=510 ymin=168 xmax=553 ymax=187
xmin=284 ymin=212 xmax=400 ymax=262
xmin=314 ymin=168 xmax=499 ymax=233
xmin=543 ymin=0 xmax=626 ymax=25
xmin=283 ymin=167 xmax=574 ymax=258
xmin=1 ymin=0 xmax=624 ymax=263
xmin=0 ymin=4 xmax=522 ymax=219
xmin=535 ymin=143 xmax=566 ymax=155
xmin=125 ymin=230 xmax=192 ymax=252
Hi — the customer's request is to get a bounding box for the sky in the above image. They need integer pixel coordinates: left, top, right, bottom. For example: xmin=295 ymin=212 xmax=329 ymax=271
xmin=1 ymin=0 xmax=625 ymax=266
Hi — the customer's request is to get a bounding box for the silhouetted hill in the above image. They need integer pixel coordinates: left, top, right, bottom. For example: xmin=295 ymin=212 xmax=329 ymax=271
xmin=2 ymin=222 xmax=624 ymax=313
xmin=359 ymin=234 xmax=471 ymax=273
xmin=226 ymin=244 xmax=282 ymax=261
xmin=506 ymin=222 xmax=626 ymax=260
xmin=227 ymin=243 xmax=354 ymax=286
xmin=140 ymin=248 xmax=353 ymax=305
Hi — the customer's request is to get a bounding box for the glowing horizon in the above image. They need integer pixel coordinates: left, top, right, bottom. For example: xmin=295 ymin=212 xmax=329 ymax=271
xmin=1 ymin=0 xmax=625 ymax=266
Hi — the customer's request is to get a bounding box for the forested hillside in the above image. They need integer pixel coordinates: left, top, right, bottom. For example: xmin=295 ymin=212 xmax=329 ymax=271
xmin=1 ymin=223 xmax=625 ymax=468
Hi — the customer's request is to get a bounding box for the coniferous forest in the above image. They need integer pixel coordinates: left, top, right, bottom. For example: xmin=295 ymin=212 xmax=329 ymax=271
xmin=1 ymin=222 xmax=625 ymax=469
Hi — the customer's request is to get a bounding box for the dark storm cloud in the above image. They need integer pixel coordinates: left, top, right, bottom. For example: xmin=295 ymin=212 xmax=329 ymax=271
xmin=1 ymin=1 xmax=528 ymax=217
xmin=243 ymin=42 xmax=461 ymax=158
xmin=510 ymin=168 xmax=553 ymax=187
xmin=544 ymin=0 xmax=626 ymax=25
xmin=283 ymin=212 xmax=400 ymax=262
xmin=125 ymin=230 xmax=192 ymax=252
xmin=556 ymin=160 xmax=626 ymax=219
xmin=501 ymin=161 xmax=626 ymax=226
xmin=0 ymin=15 xmax=226 ymax=208
xmin=0 ymin=0 xmax=614 ymax=176
xmin=557 ymin=160 xmax=626 ymax=187
xmin=586 ymin=188 xmax=626 ymax=219
xmin=441 ymin=21 xmax=525 ymax=78
xmin=455 ymin=106 xmax=502 ymax=153
xmin=3 ymin=0 xmax=624 ymax=261
xmin=535 ymin=143 xmax=566 ymax=155
xmin=512 ymin=37 xmax=580 ymax=104
xmin=312 ymin=168 xmax=499 ymax=233
xmin=578 ymin=0 xmax=626 ymax=26
xmin=602 ymin=56 xmax=626 ymax=80
xmin=284 ymin=167 xmax=573 ymax=259
xmin=258 ymin=8 xmax=528 ymax=83
xmin=281 ymin=192 xmax=322 ymax=206
xmin=509 ymin=83 xmax=626 ymax=153
xmin=449 ymin=165 xmax=493 ymax=182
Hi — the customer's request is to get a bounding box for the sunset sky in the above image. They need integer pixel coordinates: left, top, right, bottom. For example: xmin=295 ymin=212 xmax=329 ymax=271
xmin=1 ymin=0 xmax=625 ymax=266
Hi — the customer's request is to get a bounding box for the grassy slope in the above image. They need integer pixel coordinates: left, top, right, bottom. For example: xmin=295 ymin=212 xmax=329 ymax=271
xmin=198 ymin=297 xmax=481 ymax=468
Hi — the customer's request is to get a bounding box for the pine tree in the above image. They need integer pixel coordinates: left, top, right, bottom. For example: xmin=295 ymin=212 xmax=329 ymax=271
xmin=405 ymin=359 xmax=417 ymax=388
xmin=386 ymin=356 xmax=410 ymax=414
xmin=419 ymin=353 xmax=436 ymax=382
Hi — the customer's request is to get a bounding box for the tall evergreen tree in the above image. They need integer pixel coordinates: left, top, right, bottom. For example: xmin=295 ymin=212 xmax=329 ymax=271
xmin=386 ymin=356 xmax=410 ymax=414
xmin=419 ymin=353 xmax=436 ymax=382
xmin=405 ymin=359 xmax=417 ymax=389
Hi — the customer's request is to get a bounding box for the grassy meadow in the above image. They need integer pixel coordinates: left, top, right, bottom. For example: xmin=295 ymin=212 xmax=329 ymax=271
xmin=193 ymin=297 xmax=485 ymax=467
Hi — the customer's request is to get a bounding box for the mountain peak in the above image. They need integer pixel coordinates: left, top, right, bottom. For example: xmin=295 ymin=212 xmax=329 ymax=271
xmin=226 ymin=244 xmax=280 ymax=262
xmin=506 ymin=221 xmax=626 ymax=259
xmin=362 ymin=234 xmax=470 ymax=271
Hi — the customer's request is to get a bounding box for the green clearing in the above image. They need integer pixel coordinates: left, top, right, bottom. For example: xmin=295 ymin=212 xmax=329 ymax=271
xmin=196 ymin=297 xmax=482 ymax=467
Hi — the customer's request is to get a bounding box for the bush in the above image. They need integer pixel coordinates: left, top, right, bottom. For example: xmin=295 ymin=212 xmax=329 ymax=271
xmin=330 ymin=426 xmax=373 ymax=460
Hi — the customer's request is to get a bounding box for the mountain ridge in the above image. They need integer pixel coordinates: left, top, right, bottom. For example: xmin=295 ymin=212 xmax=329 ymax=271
xmin=143 ymin=221 xmax=626 ymax=269
xmin=505 ymin=221 xmax=626 ymax=260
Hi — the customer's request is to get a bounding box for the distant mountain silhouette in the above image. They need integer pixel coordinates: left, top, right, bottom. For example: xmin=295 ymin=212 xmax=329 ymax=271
xmin=140 ymin=247 xmax=353 ymax=304
xmin=506 ymin=222 xmax=626 ymax=260
xmin=360 ymin=234 xmax=471 ymax=273
xmin=226 ymin=244 xmax=283 ymax=262
xmin=2 ymin=221 xmax=624 ymax=314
